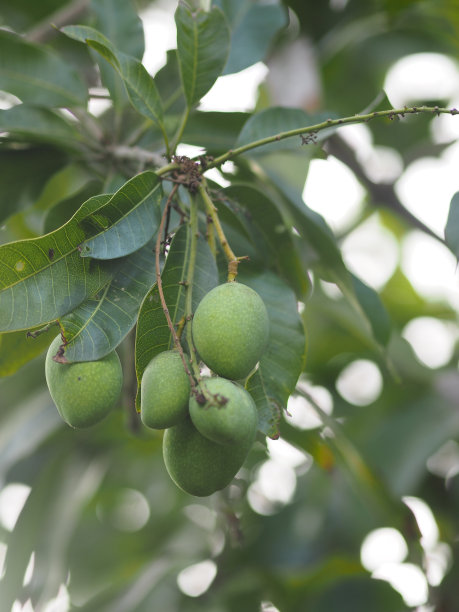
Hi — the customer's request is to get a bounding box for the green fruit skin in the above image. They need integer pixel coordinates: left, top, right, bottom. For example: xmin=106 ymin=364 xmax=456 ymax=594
xmin=45 ymin=335 xmax=123 ymax=428
xmin=141 ymin=350 xmax=191 ymax=429
xmin=192 ymin=282 xmax=269 ymax=380
xmin=189 ymin=377 xmax=258 ymax=446
xmin=163 ymin=416 xmax=252 ymax=496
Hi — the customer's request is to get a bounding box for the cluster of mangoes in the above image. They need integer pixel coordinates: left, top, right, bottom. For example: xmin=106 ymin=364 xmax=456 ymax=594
xmin=45 ymin=282 xmax=269 ymax=497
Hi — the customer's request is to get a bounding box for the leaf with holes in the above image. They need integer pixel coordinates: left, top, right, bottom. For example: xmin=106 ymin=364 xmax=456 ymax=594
xmin=135 ymin=225 xmax=218 ymax=409
xmin=58 ymin=244 xmax=156 ymax=362
xmin=79 ymin=171 xmax=162 ymax=259
xmin=175 ymin=5 xmax=230 ymax=107
xmin=0 ymin=194 xmax=119 ymax=333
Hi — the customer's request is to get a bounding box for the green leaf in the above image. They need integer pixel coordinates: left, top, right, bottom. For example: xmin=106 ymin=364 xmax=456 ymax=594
xmin=0 ymin=147 xmax=67 ymax=226
xmin=444 ymin=191 xmax=459 ymax=257
xmin=59 ymin=244 xmax=156 ymax=362
xmin=182 ymin=110 xmax=249 ymax=154
xmin=222 ymin=184 xmax=311 ymax=298
xmin=243 ymin=269 xmax=307 ymax=437
xmin=79 ymin=171 xmax=162 ymax=259
xmin=175 ymin=5 xmax=231 ymax=107
xmin=351 ymin=274 xmax=391 ymax=346
xmin=0 ymin=30 xmax=88 ymax=107
xmin=0 ymin=105 xmax=83 ymax=148
xmin=61 ymin=25 xmax=164 ymax=129
xmin=0 ymin=325 xmax=57 ymax=377
xmin=135 ymin=225 xmax=218 ymax=409
xmin=91 ymin=0 xmax=145 ymax=107
xmin=215 ymin=0 xmax=288 ymax=75
xmin=0 ymin=194 xmax=117 ymax=333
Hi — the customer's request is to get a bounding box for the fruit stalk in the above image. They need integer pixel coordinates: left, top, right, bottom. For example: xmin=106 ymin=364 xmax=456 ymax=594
xmin=154 ymin=185 xmax=198 ymax=394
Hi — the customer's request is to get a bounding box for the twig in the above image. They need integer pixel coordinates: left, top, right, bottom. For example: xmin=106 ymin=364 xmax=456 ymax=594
xmin=26 ymin=0 xmax=90 ymax=43
xmin=155 ymin=185 xmax=198 ymax=396
xmin=199 ymin=182 xmax=246 ymax=281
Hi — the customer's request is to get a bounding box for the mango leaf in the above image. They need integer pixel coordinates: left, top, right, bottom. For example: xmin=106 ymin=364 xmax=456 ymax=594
xmin=175 ymin=5 xmax=231 ymax=107
xmin=91 ymin=0 xmax=145 ymax=107
xmin=0 ymin=194 xmax=118 ymax=333
xmin=0 ymin=105 xmax=83 ymax=148
xmin=135 ymin=225 xmax=218 ymax=409
xmin=182 ymin=110 xmax=249 ymax=154
xmin=222 ymin=184 xmax=311 ymax=298
xmin=444 ymin=191 xmax=459 ymax=258
xmin=215 ymin=0 xmax=288 ymax=75
xmin=79 ymin=171 xmax=162 ymax=259
xmin=351 ymin=274 xmax=391 ymax=346
xmin=243 ymin=269 xmax=307 ymax=438
xmin=0 ymin=325 xmax=57 ymax=377
xmin=61 ymin=26 xmax=164 ymax=129
xmin=0 ymin=30 xmax=88 ymax=107
xmin=59 ymin=244 xmax=156 ymax=362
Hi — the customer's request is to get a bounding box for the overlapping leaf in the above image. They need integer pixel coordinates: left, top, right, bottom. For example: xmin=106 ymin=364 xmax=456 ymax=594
xmin=135 ymin=225 xmax=218 ymax=409
xmin=61 ymin=25 xmax=164 ymax=129
xmin=79 ymin=171 xmax=162 ymax=259
xmin=243 ymin=269 xmax=307 ymax=438
xmin=215 ymin=0 xmax=288 ymax=75
xmin=0 ymin=30 xmax=88 ymax=107
xmin=0 ymin=105 xmax=83 ymax=148
xmin=59 ymin=244 xmax=156 ymax=362
xmin=175 ymin=5 xmax=231 ymax=107
xmin=0 ymin=325 xmax=57 ymax=377
xmin=0 ymin=194 xmax=114 ymax=333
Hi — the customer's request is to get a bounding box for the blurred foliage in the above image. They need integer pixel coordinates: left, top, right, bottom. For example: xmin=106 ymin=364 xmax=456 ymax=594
xmin=0 ymin=0 xmax=459 ymax=610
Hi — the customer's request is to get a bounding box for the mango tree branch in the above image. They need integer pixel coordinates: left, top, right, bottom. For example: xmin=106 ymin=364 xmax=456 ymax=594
xmin=205 ymin=106 xmax=459 ymax=170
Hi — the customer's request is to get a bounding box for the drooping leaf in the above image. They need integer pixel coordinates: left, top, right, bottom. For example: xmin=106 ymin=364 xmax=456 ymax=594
xmin=222 ymin=184 xmax=311 ymax=298
xmin=215 ymin=0 xmax=288 ymax=75
xmin=91 ymin=0 xmax=145 ymax=106
xmin=0 ymin=325 xmax=57 ymax=377
xmin=59 ymin=244 xmax=156 ymax=362
xmin=0 ymin=30 xmax=88 ymax=107
xmin=243 ymin=269 xmax=307 ymax=437
xmin=61 ymin=26 xmax=164 ymax=129
xmin=79 ymin=171 xmax=162 ymax=259
xmin=0 ymin=194 xmax=117 ymax=333
xmin=175 ymin=5 xmax=231 ymax=107
xmin=444 ymin=191 xmax=459 ymax=258
xmin=135 ymin=225 xmax=218 ymax=409
xmin=0 ymin=105 xmax=83 ymax=148
xmin=351 ymin=274 xmax=391 ymax=346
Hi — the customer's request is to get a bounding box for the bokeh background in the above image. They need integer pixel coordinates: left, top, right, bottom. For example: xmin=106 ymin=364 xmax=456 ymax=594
xmin=1 ymin=0 xmax=459 ymax=610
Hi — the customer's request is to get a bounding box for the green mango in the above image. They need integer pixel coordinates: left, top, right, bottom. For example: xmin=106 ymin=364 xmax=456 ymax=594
xmin=45 ymin=335 xmax=123 ymax=428
xmin=192 ymin=282 xmax=269 ymax=380
xmin=163 ymin=416 xmax=252 ymax=496
xmin=141 ymin=350 xmax=191 ymax=429
xmin=189 ymin=377 xmax=258 ymax=446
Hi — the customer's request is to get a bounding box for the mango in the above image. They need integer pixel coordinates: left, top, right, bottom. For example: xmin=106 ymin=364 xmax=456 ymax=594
xmin=189 ymin=377 xmax=258 ymax=446
xmin=45 ymin=335 xmax=122 ymax=428
xmin=192 ymin=282 xmax=269 ymax=380
xmin=163 ymin=416 xmax=252 ymax=496
xmin=141 ymin=350 xmax=191 ymax=429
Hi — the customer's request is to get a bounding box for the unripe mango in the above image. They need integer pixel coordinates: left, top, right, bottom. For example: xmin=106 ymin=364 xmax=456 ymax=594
xmin=192 ymin=282 xmax=269 ymax=380
xmin=45 ymin=335 xmax=122 ymax=428
xmin=141 ymin=350 xmax=191 ymax=429
xmin=189 ymin=377 xmax=258 ymax=446
xmin=163 ymin=416 xmax=252 ymax=496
